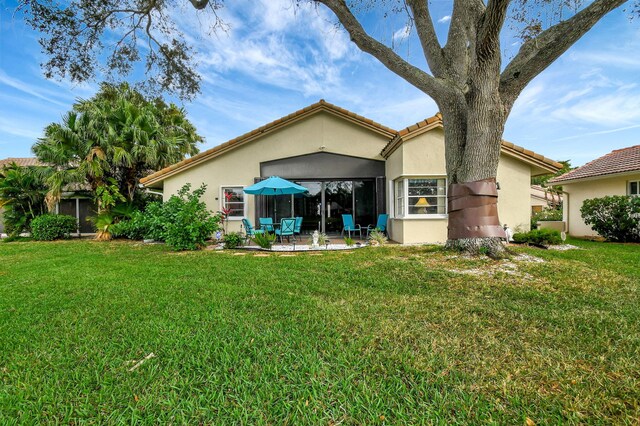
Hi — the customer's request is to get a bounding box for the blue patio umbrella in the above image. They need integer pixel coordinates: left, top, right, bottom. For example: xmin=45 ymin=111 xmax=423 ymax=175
xmin=243 ymin=176 xmax=308 ymax=220
xmin=243 ymin=176 xmax=308 ymax=195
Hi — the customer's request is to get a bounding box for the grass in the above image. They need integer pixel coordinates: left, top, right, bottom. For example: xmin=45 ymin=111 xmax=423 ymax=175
xmin=0 ymin=238 xmax=638 ymax=424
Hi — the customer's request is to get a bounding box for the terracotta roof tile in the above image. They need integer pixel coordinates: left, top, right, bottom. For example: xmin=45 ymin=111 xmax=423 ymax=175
xmin=549 ymin=145 xmax=640 ymax=184
xmin=0 ymin=157 xmax=43 ymax=168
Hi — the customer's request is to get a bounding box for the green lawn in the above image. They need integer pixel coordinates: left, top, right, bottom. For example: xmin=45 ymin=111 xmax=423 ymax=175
xmin=1 ymin=239 xmax=638 ymax=424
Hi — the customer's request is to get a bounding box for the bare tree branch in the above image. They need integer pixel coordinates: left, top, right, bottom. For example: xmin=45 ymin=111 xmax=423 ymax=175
xmin=477 ymin=0 xmax=511 ymax=62
xmin=315 ymin=0 xmax=449 ymax=98
xmin=442 ymin=0 xmax=484 ymax=90
xmin=406 ymin=0 xmax=445 ymax=77
xmin=500 ymin=0 xmax=628 ymax=107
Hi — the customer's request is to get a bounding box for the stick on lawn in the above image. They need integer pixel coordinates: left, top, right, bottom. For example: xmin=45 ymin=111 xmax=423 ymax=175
xmin=128 ymin=353 xmax=156 ymax=372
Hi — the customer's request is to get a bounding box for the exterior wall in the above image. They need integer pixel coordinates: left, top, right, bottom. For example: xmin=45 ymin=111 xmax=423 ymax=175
xmin=385 ymin=128 xmax=533 ymax=244
xmin=496 ymin=155 xmax=533 ymax=232
xmin=563 ymin=173 xmax=640 ymax=237
xmin=162 ymin=112 xmax=391 ymax=233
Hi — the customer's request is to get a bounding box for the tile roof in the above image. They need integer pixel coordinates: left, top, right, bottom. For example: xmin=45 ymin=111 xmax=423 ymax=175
xmin=381 ymin=116 xmax=562 ymax=174
xmin=141 ymin=99 xmax=397 ymax=186
xmin=141 ymin=100 xmax=563 ymax=186
xmin=531 ymin=185 xmax=562 ymax=204
xmin=549 ymin=145 xmax=640 ymax=184
xmin=0 ymin=157 xmax=43 ymax=168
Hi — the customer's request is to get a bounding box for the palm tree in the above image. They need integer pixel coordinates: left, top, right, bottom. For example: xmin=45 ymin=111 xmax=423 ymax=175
xmin=34 ymin=82 xmax=202 ymax=210
xmin=0 ymin=164 xmax=50 ymax=236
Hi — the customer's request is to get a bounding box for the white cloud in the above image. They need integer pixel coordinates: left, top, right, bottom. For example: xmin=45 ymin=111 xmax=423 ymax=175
xmin=0 ymin=116 xmax=42 ymax=140
xmin=0 ymin=70 xmax=70 ymax=107
xmin=393 ymin=25 xmax=411 ymax=42
xmin=551 ymin=90 xmax=640 ymax=125
xmin=437 ymin=15 xmax=451 ymax=24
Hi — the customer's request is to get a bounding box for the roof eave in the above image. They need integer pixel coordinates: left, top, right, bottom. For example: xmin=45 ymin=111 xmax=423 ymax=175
xmin=550 ymin=169 xmax=640 ymax=185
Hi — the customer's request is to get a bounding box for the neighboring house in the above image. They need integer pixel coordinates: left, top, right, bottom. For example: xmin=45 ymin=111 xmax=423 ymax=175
xmin=530 ymin=184 xmax=562 ymax=213
xmin=549 ymin=145 xmax=640 ymax=238
xmin=141 ymin=100 xmax=561 ymax=244
xmin=0 ymin=157 xmax=96 ymax=235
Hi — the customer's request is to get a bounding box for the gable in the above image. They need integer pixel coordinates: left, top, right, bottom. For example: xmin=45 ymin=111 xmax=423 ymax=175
xmin=141 ymin=100 xmax=396 ymax=187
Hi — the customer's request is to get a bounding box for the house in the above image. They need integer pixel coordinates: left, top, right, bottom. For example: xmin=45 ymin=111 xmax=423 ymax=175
xmin=0 ymin=157 xmax=96 ymax=235
xmin=530 ymin=184 xmax=562 ymax=213
xmin=140 ymin=100 xmax=561 ymax=244
xmin=549 ymin=145 xmax=640 ymax=237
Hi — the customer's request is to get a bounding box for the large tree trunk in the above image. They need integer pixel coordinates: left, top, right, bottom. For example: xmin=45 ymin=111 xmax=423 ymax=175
xmin=440 ymin=47 xmax=509 ymax=256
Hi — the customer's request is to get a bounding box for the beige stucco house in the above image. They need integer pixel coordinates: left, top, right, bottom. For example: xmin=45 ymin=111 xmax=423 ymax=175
xmin=141 ymin=100 xmax=561 ymax=244
xmin=530 ymin=184 xmax=562 ymax=213
xmin=549 ymin=145 xmax=640 ymax=238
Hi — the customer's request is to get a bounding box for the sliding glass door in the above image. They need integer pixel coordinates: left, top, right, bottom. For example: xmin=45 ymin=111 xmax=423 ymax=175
xmin=263 ymin=179 xmax=377 ymax=235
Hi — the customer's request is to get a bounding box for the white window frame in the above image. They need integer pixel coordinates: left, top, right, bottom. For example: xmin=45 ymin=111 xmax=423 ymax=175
xmin=629 ymin=180 xmax=640 ymax=196
xmin=393 ymin=176 xmax=448 ymax=219
xmin=220 ymin=185 xmax=246 ymax=220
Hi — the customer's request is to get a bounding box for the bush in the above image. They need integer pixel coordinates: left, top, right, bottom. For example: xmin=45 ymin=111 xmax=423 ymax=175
xmin=110 ymin=211 xmax=150 ymax=240
xmin=253 ymin=232 xmax=276 ymax=249
xmin=580 ymin=196 xmax=640 ymax=242
xmin=31 ymin=214 xmax=77 ymax=241
xmin=368 ymin=229 xmax=388 ymax=246
xmin=141 ymin=184 xmax=221 ymax=250
xmin=223 ymin=232 xmax=244 ymax=249
xmin=512 ymin=228 xmax=562 ymax=246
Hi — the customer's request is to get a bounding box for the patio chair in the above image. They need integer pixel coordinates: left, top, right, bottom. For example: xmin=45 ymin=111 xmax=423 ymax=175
xmin=294 ymin=216 xmax=303 ymax=235
xmin=275 ymin=218 xmax=296 ymax=243
xmin=366 ymin=213 xmax=389 ymax=237
xmin=341 ymin=214 xmax=362 ymax=239
xmin=259 ymin=217 xmax=274 ymax=232
xmin=242 ymin=218 xmax=264 ymax=245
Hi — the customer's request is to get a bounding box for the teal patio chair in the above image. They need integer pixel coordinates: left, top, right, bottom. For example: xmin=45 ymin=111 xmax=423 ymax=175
xmin=366 ymin=213 xmax=389 ymax=237
xmin=294 ymin=217 xmax=303 ymax=236
xmin=259 ymin=217 xmax=274 ymax=232
xmin=275 ymin=218 xmax=296 ymax=243
xmin=341 ymin=214 xmax=362 ymax=239
xmin=242 ymin=218 xmax=264 ymax=244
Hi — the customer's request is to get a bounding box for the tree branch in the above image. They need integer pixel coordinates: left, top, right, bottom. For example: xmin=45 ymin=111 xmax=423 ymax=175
xmin=500 ymin=0 xmax=628 ymax=106
xmin=406 ymin=0 xmax=445 ymax=77
xmin=476 ymin=0 xmax=511 ymax=62
xmin=442 ymin=0 xmax=485 ymax=90
xmin=315 ymin=0 xmax=448 ymax=98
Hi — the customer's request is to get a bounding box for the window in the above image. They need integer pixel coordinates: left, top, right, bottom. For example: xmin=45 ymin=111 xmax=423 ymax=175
xmin=396 ymin=180 xmax=404 ymax=217
xmin=629 ymin=180 xmax=639 ymax=196
xmin=394 ymin=177 xmax=447 ymax=217
xmin=221 ymin=186 xmax=245 ymax=219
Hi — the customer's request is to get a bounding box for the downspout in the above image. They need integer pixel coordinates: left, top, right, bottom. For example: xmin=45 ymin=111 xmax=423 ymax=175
xmin=145 ymin=189 xmax=164 ymax=197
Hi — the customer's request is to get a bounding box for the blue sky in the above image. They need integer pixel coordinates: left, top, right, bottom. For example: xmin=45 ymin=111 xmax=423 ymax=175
xmin=0 ymin=1 xmax=639 ymax=167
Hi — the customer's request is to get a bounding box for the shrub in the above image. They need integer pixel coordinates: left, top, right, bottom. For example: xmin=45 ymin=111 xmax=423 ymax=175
xmin=580 ymin=196 xmax=640 ymax=242
xmin=31 ymin=214 xmax=77 ymax=241
xmin=161 ymin=184 xmax=221 ymax=250
xmin=223 ymin=232 xmax=244 ymax=249
xmin=512 ymin=228 xmax=562 ymax=246
xmin=343 ymin=236 xmax=354 ymax=247
xmin=253 ymin=232 xmax=276 ymax=249
xmin=110 ymin=211 xmax=150 ymax=240
xmin=368 ymin=229 xmax=388 ymax=246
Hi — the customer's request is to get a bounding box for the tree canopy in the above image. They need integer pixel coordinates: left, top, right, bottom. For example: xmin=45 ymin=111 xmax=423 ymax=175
xmin=33 ymin=83 xmax=203 ymax=211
